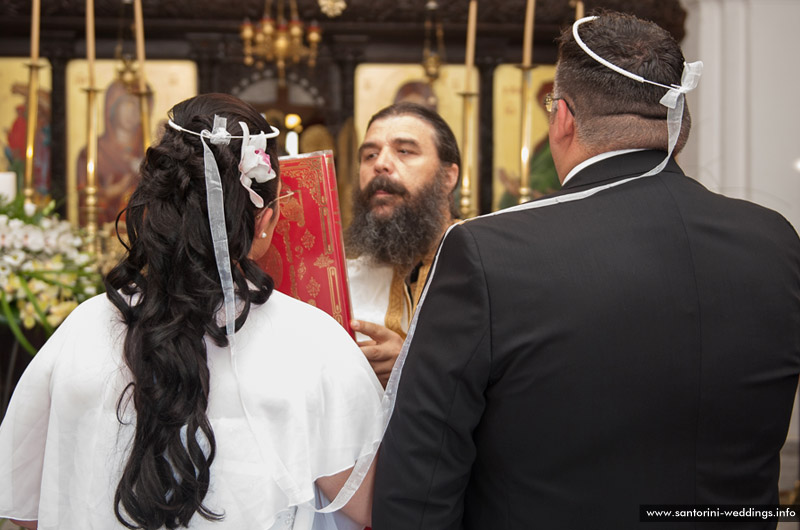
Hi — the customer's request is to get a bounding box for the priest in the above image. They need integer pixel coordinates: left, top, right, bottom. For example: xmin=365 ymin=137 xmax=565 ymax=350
xmin=345 ymin=102 xmax=460 ymax=386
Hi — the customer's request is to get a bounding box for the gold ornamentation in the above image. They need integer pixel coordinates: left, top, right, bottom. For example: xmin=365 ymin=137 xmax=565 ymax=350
xmin=280 ymin=191 xmax=305 ymax=226
xmin=293 ymin=160 xmax=326 ymax=206
xmin=385 ymin=269 xmax=410 ymax=340
xmin=307 ymin=276 xmax=321 ymax=298
xmin=240 ymin=0 xmax=322 ymax=87
xmin=301 ymin=228 xmax=315 ymax=250
xmin=422 ymin=1 xmax=446 ymax=84
xmin=314 ymin=254 xmax=334 ymax=268
xmin=297 ymin=258 xmax=307 ymax=280
xmin=328 ymin=267 xmax=342 ymax=322
xmin=318 ymin=0 xmax=346 ymax=17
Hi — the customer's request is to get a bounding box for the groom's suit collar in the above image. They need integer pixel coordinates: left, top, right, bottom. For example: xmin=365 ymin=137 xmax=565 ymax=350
xmin=561 ymin=149 xmax=684 ymax=192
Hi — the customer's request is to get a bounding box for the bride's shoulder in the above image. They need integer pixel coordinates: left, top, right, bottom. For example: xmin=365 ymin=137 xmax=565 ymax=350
xmin=250 ymin=291 xmax=358 ymax=358
xmin=260 ymin=291 xmax=343 ymax=331
xmin=54 ymin=292 xmax=121 ymax=332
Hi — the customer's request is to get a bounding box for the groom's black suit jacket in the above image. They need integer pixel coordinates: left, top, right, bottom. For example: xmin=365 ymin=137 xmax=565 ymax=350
xmin=372 ymin=150 xmax=800 ymax=530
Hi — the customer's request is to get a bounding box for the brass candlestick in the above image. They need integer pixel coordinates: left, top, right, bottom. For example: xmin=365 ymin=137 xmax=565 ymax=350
xmin=83 ymin=0 xmax=99 ymax=254
xmin=83 ymin=85 xmax=100 ymax=256
xmin=517 ymin=0 xmax=536 ymax=204
xmin=459 ymin=0 xmax=479 ymax=218
xmin=517 ymin=65 xmax=535 ymax=204
xmin=133 ymin=0 xmax=151 ymax=151
xmin=23 ymin=0 xmax=42 ymax=210
xmin=459 ymin=91 xmax=479 ymax=219
xmin=23 ymin=61 xmax=43 ymax=210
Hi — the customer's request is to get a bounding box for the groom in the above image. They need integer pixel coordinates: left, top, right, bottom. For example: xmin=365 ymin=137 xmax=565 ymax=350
xmin=372 ymin=12 xmax=800 ymax=530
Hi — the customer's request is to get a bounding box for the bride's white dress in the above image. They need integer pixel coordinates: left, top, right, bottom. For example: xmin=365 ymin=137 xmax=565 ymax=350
xmin=0 ymin=290 xmax=384 ymax=530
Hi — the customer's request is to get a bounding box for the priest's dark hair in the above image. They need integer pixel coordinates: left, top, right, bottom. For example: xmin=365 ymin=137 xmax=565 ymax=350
xmin=104 ymin=93 xmax=279 ymax=529
xmin=367 ymin=101 xmax=462 ymax=218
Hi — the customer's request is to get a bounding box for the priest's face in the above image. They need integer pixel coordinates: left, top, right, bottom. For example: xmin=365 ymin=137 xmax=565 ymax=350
xmin=357 ymin=114 xmax=445 ymax=219
xmin=348 ymin=114 xmax=455 ymax=269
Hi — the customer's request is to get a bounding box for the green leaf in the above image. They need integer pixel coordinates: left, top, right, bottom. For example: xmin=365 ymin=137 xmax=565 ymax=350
xmin=0 ymin=290 xmax=37 ymax=356
xmin=18 ymin=276 xmax=55 ymax=336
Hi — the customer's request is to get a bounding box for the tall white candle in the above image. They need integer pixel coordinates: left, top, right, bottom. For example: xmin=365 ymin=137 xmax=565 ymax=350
xmin=30 ymin=0 xmax=41 ymax=63
xmin=522 ymin=0 xmax=535 ymax=67
xmin=0 ymin=172 xmax=18 ymax=201
xmin=134 ymin=0 xmax=147 ymax=92
xmin=464 ymin=0 xmax=477 ymax=92
xmin=86 ymin=0 xmax=96 ymax=87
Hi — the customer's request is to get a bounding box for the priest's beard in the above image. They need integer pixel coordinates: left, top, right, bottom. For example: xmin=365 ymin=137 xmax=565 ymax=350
xmin=347 ymin=170 xmax=451 ymax=271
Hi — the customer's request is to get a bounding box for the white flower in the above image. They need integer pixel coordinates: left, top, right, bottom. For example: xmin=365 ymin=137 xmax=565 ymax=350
xmin=23 ymin=201 xmax=36 ymax=217
xmin=0 ymin=200 xmax=103 ymax=347
xmin=4 ymin=249 xmax=26 ymax=268
xmin=21 ymin=224 xmax=45 ymax=252
xmin=43 ymin=228 xmax=61 ymax=252
xmin=56 ymin=231 xmax=80 ymax=254
xmin=237 ymin=122 xmax=276 ymax=208
xmin=0 ymin=224 xmax=10 ymax=249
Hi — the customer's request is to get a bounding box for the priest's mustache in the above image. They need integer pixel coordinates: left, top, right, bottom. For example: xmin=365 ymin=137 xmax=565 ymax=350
xmin=364 ymin=174 xmax=409 ymax=200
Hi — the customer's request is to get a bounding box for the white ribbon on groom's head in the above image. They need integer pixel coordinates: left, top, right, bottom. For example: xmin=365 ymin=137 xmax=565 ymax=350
xmin=571 ymin=15 xmax=703 ymax=177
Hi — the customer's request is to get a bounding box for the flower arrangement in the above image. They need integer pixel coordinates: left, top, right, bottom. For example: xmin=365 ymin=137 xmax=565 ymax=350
xmin=0 ymin=197 xmax=103 ymax=355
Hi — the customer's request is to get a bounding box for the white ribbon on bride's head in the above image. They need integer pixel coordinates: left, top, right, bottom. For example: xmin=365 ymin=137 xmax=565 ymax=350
xmin=168 ymin=113 xmax=383 ymax=517
xmin=571 ymin=15 xmax=703 ymax=176
xmin=167 ymin=115 xmax=278 ymax=339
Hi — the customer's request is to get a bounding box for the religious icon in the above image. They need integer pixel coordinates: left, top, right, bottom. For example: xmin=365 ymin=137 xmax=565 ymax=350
xmin=66 ymin=58 xmax=197 ymax=228
xmin=75 ymin=77 xmax=149 ymax=226
xmin=0 ymin=57 xmax=52 ymax=197
xmin=492 ymin=64 xmax=559 ymax=210
xmin=393 ymin=79 xmax=438 ymax=111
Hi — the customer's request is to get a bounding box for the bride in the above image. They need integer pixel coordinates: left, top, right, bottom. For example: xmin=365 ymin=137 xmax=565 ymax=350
xmin=0 ymin=93 xmax=382 ymax=530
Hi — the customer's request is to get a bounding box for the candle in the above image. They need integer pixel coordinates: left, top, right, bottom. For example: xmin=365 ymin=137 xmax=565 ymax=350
xmin=575 ymin=0 xmax=585 ymax=20
xmin=30 ymin=0 xmax=41 ymax=63
xmin=464 ymin=0 xmax=477 ymax=92
xmin=133 ymin=0 xmax=152 ymax=150
xmin=24 ymin=0 xmax=42 ymax=208
xmin=86 ymin=0 xmax=95 ymax=87
xmin=522 ymin=0 xmax=535 ymax=67
xmin=134 ymin=0 xmax=147 ymax=92
xmin=0 ymin=172 xmax=17 ymax=201
xmin=286 ymin=131 xmax=299 ymax=156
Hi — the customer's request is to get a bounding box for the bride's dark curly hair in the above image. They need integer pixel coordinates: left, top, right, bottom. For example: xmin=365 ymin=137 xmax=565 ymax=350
xmin=104 ymin=93 xmax=279 ymax=529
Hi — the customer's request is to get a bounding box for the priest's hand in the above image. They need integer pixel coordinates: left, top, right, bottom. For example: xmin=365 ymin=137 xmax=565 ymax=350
xmin=351 ymin=319 xmax=403 ymax=388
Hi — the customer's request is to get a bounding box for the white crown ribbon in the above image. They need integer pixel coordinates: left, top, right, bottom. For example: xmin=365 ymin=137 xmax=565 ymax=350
xmin=168 ymin=117 xmax=279 ymax=208
xmin=659 ymin=60 xmax=703 ymax=109
xmin=207 ymin=117 xmax=232 ymax=145
xmin=571 ymin=16 xmax=703 ymax=177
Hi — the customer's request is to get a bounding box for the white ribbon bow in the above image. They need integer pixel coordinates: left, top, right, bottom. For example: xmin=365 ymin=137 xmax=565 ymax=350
xmin=659 ymin=60 xmax=703 ymax=109
xmin=208 ymin=117 xmax=232 ymax=146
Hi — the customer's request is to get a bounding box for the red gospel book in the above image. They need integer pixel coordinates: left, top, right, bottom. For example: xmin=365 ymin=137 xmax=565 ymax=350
xmin=255 ymin=150 xmax=354 ymax=338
